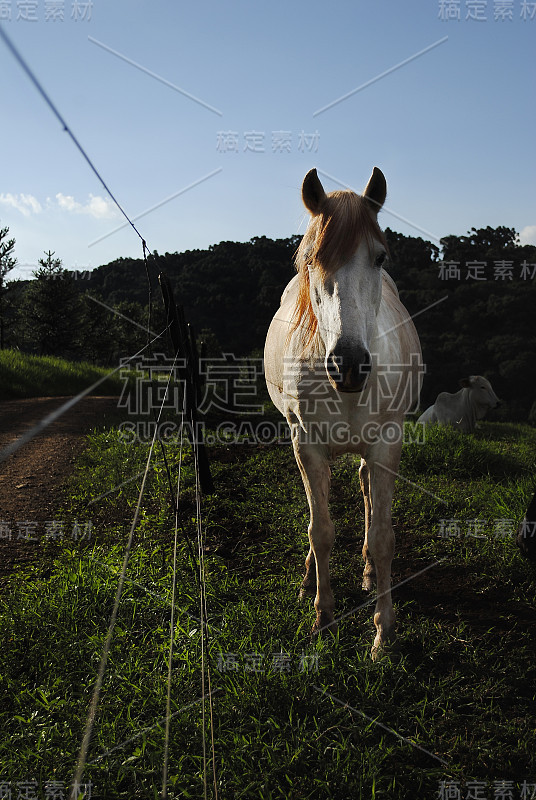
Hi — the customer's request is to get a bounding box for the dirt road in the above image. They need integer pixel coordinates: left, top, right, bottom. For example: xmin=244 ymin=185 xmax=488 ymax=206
xmin=0 ymin=396 xmax=121 ymax=578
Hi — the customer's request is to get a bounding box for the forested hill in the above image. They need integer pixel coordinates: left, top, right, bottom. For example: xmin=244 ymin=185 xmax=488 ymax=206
xmin=82 ymin=226 xmax=536 ymax=418
xmin=85 ymin=235 xmax=300 ymax=359
xmin=4 ymin=227 xmax=535 ymax=420
xmin=383 ymin=226 xmax=536 ymax=417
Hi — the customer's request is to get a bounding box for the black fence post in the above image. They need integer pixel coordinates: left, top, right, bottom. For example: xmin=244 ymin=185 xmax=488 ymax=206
xmin=158 ymin=272 xmax=214 ymax=496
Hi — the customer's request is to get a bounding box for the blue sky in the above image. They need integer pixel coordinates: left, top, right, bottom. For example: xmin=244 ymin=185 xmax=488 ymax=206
xmin=1 ymin=0 xmax=535 ymax=281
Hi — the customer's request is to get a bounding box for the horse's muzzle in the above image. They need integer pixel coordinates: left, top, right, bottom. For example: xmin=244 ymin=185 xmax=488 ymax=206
xmin=326 ymin=348 xmax=372 ymax=393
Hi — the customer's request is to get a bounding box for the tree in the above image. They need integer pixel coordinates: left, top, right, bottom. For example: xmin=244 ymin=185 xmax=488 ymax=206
xmin=110 ymin=300 xmax=147 ymax=362
xmin=0 ymin=223 xmax=17 ymax=349
xmin=440 ymin=225 xmax=520 ymax=263
xmin=77 ymin=230 xmax=535 ymax=420
xmin=78 ymin=291 xmax=116 ymax=365
xmin=19 ymin=251 xmax=82 ymax=357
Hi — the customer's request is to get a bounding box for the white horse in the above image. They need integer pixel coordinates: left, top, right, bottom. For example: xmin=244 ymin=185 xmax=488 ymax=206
xmin=264 ymin=167 xmax=423 ymax=659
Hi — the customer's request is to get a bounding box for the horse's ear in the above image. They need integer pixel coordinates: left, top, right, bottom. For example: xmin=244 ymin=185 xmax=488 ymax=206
xmin=302 ymin=168 xmax=327 ymax=215
xmin=363 ymin=167 xmax=386 ymax=213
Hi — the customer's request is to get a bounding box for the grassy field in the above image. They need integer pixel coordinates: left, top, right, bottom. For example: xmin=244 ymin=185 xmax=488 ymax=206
xmin=0 ymin=349 xmax=125 ymax=400
xmin=0 ymin=399 xmax=535 ymax=799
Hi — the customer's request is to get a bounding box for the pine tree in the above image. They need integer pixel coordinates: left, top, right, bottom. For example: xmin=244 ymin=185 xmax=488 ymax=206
xmin=19 ymin=251 xmax=82 ymax=357
xmin=0 ymin=223 xmax=17 ymax=349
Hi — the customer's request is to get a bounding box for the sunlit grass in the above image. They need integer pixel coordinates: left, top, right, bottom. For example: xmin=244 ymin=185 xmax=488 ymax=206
xmin=0 ymin=349 xmax=125 ymax=399
xmin=0 ymin=418 xmax=535 ymax=798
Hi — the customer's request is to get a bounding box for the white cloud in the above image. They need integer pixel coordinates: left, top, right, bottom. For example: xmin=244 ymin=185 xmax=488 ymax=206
xmin=519 ymin=225 xmax=536 ymax=247
xmin=55 ymin=193 xmax=117 ymax=219
xmin=0 ymin=193 xmax=42 ymax=216
xmin=86 ymin=194 xmax=117 ymax=219
xmin=0 ymin=192 xmax=116 ymax=221
xmin=56 ymin=193 xmax=80 ymax=213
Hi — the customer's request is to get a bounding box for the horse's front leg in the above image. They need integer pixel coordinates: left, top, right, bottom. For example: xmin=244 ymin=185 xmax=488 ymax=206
xmin=293 ymin=439 xmax=337 ymax=634
xmin=359 ymin=458 xmax=375 ymax=591
xmin=366 ymin=440 xmax=401 ymax=659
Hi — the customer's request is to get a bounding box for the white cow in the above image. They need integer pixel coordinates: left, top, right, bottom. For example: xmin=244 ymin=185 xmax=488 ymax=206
xmin=417 ymin=375 xmax=499 ymax=433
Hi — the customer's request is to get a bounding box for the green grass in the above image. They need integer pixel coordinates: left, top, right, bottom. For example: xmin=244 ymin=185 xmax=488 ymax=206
xmin=1 ymin=417 xmax=536 ymax=798
xmin=0 ymin=349 xmax=125 ymax=399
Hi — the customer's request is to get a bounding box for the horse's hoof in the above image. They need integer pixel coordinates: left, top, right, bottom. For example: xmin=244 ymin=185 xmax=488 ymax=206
xmin=299 ymin=583 xmax=316 ymax=600
xmin=371 ymin=634 xmax=398 ymax=661
xmin=311 ymin=615 xmax=338 ymax=637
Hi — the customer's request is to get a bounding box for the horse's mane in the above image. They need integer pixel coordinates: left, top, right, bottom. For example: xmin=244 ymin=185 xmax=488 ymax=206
xmin=291 ymin=190 xmax=388 ymax=346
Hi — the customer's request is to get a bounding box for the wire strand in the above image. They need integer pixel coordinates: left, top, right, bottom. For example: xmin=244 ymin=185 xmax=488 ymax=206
xmin=193 ymin=435 xmax=219 ymax=800
xmin=0 ymin=24 xmax=218 ymax=795
xmin=161 ymin=393 xmax=186 ymax=799
xmin=0 ymin=24 xmax=147 ymax=247
xmin=70 ymin=352 xmax=182 ymax=798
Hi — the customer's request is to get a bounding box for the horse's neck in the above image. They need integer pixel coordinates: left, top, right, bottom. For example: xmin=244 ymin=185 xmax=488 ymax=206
xmin=381 ymin=269 xmax=399 ymax=299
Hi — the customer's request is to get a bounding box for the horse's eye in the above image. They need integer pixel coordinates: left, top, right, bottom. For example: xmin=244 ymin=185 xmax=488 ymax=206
xmin=375 ymin=252 xmax=386 ymax=268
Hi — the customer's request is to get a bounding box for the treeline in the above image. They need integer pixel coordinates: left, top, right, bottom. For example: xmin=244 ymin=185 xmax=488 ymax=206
xmin=385 ymin=226 xmax=536 ymax=420
xmin=1 ymin=251 xmax=158 ymax=367
xmin=1 ymin=226 xmax=535 ymax=420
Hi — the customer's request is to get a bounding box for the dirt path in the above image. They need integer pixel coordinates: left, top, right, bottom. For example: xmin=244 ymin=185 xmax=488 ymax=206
xmin=0 ymin=396 xmax=122 ymax=579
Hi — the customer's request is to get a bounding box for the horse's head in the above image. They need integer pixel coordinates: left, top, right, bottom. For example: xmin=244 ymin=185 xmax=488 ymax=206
xmin=295 ymin=167 xmax=388 ymax=393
